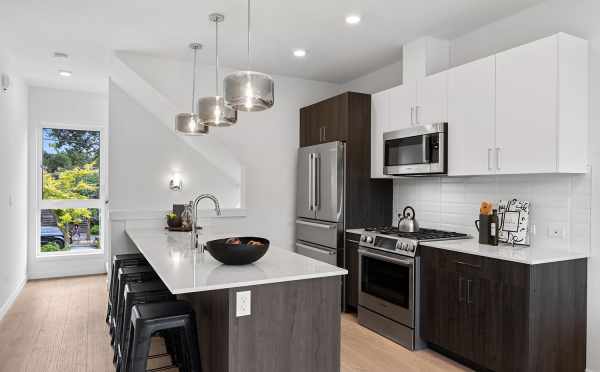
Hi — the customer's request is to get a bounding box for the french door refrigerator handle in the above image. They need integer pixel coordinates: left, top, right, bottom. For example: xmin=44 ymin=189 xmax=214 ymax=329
xmin=308 ymin=153 xmax=314 ymax=211
xmin=295 ymin=220 xmax=335 ymax=229
xmin=296 ymin=242 xmax=336 ymax=255
xmin=314 ymin=154 xmax=320 ymax=210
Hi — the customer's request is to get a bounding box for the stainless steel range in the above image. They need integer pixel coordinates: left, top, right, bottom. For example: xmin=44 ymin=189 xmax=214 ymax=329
xmin=357 ymin=226 xmax=469 ymax=350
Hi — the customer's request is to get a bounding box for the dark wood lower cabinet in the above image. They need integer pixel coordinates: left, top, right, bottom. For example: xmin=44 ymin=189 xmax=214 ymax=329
xmin=420 ymin=246 xmax=587 ymax=372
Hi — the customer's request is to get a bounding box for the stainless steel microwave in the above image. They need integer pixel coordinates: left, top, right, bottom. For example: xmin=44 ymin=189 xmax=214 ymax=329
xmin=383 ymin=123 xmax=447 ymax=176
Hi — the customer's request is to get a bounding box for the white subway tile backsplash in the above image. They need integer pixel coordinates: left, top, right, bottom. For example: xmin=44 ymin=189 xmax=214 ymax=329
xmin=393 ymin=173 xmax=591 ymax=253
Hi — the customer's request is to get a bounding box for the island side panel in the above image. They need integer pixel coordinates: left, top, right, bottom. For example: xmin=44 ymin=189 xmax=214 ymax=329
xmin=178 ymin=289 xmax=230 ymax=372
xmin=227 ymin=277 xmax=342 ymax=372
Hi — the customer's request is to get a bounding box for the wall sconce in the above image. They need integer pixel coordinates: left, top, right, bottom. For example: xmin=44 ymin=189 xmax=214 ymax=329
xmin=1 ymin=74 xmax=9 ymax=93
xmin=169 ymin=173 xmax=183 ymax=191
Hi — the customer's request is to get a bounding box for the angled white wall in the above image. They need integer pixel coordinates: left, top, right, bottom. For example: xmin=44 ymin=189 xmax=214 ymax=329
xmin=109 ymin=52 xmax=339 ymax=254
xmin=0 ymin=50 xmax=28 ymax=318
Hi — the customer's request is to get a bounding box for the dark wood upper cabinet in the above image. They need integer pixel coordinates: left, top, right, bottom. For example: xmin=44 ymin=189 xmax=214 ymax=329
xmin=420 ymin=246 xmax=587 ymax=372
xmin=300 ymin=93 xmax=349 ymax=146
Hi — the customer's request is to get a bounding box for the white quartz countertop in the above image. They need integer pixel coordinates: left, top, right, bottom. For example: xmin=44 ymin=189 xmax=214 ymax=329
xmin=422 ymin=239 xmax=588 ymax=265
xmin=126 ymin=228 xmax=347 ymax=294
xmin=346 ymin=228 xmax=588 ymax=265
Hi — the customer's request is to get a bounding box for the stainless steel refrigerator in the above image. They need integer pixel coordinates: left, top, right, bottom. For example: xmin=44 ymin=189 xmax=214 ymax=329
xmin=295 ymin=141 xmax=345 ymax=268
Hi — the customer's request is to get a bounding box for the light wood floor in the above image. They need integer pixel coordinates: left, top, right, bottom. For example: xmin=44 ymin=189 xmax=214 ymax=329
xmin=0 ymin=275 xmax=470 ymax=372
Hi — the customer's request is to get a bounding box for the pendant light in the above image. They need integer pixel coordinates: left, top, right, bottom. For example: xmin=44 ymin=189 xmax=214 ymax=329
xmin=175 ymin=43 xmax=209 ymax=135
xmin=223 ymin=0 xmax=274 ymax=112
xmin=198 ymin=13 xmax=237 ymax=126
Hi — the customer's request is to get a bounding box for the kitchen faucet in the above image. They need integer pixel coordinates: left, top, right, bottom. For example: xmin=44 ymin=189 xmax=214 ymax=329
xmin=190 ymin=193 xmax=221 ymax=252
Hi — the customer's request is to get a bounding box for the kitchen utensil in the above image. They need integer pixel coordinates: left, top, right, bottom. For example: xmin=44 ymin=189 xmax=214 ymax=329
xmin=398 ymin=206 xmax=420 ymax=233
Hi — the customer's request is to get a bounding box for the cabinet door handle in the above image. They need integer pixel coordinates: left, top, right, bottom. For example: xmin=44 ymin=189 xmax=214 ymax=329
xmin=458 ymin=276 xmax=465 ymax=303
xmin=415 ymin=106 xmax=420 ymax=125
xmin=467 ymin=280 xmax=473 ymax=304
xmin=496 ymin=147 xmax=501 ymax=170
xmin=488 ymin=148 xmax=492 ymax=171
xmin=410 ymin=107 xmax=414 ymax=126
xmin=323 ymin=126 xmax=326 ymax=142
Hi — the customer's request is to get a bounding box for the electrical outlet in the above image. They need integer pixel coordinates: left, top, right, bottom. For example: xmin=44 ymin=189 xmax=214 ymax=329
xmin=236 ymin=290 xmax=251 ymax=317
xmin=547 ymin=223 xmax=566 ymax=239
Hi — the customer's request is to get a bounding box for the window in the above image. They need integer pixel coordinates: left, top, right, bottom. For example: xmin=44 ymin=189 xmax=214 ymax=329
xmin=38 ymin=127 xmax=105 ymax=255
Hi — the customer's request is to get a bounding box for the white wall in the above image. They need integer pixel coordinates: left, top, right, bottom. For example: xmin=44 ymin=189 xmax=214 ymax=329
xmin=0 ymin=50 xmax=28 ymax=318
xmin=447 ymin=1 xmax=599 ymax=369
xmin=339 ymin=59 xmax=403 ymax=94
xmin=27 ymin=86 xmax=108 ymax=278
xmin=109 ymin=53 xmax=340 ymax=255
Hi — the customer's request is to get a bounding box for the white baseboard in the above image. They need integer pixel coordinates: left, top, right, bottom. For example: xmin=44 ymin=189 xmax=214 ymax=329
xmin=0 ymin=276 xmax=27 ymax=320
xmin=28 ymin=268 xmax=106 ymax=280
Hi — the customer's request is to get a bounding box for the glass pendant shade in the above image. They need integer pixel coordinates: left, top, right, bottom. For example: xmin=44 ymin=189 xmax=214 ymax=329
xmin=223 ymin=0 xmax=274 ymax=112
xmin=175 ymin=43 xmax=209 ymax=135
xmin=224 ymin=71 xmax=274 ymax=112
xmin=175 ymin=113 xmax=209 ymax=135
xmin=198 ymin=13 xmax=238 ymax=127
xmin=198 ymin=96 xmax=237 ymax=126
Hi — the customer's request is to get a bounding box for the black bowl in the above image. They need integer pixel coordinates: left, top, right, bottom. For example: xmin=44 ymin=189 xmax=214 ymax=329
xmin=205 ymin=237 xmax=269 ymax=265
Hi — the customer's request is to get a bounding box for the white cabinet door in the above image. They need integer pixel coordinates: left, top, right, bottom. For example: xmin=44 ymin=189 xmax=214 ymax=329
xmin=389 ymin=82 xmax=416 ymax=131
xmin=447 ymin=56 xmax=496 ymax=176
xmin=495 ymin=35 xmax=558 ymax=173
xmin=416 ymin=71 xmax=447 ymax=125
xmin=371 ymin=90 xmax=391 ymax=178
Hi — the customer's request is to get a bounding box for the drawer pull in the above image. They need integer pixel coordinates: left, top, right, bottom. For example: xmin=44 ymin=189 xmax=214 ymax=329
xmin=455 ymin=261 xmax=481 ymax=269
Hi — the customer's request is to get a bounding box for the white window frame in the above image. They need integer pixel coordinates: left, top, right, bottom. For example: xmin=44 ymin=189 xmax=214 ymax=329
xmin=35 ymin=123 xmax=107 ymax=258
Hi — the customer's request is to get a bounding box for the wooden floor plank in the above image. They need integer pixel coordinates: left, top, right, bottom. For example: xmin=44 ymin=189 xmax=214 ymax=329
xmin=0 ymin=275 xmax=468 ymax=372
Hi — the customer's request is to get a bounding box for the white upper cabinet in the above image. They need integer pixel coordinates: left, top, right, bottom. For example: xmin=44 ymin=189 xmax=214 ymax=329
xmin=416 ymin=71 xmax=447 ymax=124
xmin=495 ymin=33 xmax=588 ymax=174
xmin=371 ymin=33 xmax=588 ymax=177
xmin=371 ymin=89 xmax=391 ymax=178
xmin=447 ymin=56 xmax=496 ymax=176
xmin=389 ymin=82 xmax=416 ymax=131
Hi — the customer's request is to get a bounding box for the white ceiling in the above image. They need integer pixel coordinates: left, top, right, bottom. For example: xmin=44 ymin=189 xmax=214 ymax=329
xmin=0 ymin=0 xmax=547 ymax=93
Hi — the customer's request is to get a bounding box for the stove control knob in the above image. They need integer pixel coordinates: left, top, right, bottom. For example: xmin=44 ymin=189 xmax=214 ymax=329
xmin=398 ymin=242 xmax=406 ymax=250
xmin=360 ymin=235 xmax=367 ymax=242
xmin=407 ymin=244 xmax=416 ymax=252
xmin=366 ymin=236 xmax=374 ymax=244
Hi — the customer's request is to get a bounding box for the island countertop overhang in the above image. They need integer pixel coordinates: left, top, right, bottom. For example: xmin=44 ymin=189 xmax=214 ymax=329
xmin=125 ymin=228 xmax=347 ymax=294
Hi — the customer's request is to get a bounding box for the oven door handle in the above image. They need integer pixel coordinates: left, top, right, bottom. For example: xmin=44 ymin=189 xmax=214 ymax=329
xmin=358 ymin=248 xmax=414 ymax=266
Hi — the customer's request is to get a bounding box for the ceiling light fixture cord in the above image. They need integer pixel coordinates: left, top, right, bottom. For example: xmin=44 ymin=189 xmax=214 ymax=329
xmin=192 ymin=46 xmax=198 ymax=112
xmin=215 ymin=18 xmax=219 ymax=94
xmin=247 ymin=0 xmax=251 ymax=69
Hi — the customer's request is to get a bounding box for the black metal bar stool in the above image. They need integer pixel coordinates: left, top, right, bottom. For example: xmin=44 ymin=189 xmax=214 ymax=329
xmin=114 ymin=281 xmax=175 ymax=372
xmin=111 ymin=265 xmax=158 ymax=346
xmin=125 ymin=300 xmax=202 ymax=372
xmin=107 ymin=253 xmax=148 ymax=325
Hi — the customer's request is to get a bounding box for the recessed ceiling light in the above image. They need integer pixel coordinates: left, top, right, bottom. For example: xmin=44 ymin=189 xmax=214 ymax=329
xmin=293 ymin=49 xmax=307 ymax=58
xmin=53 ymin=52 xmax=69 ymax=59
xmin=345 ymin=14 xmax=361 ymax=25
xmin=58 ymin=70 xmax=72 ymax=77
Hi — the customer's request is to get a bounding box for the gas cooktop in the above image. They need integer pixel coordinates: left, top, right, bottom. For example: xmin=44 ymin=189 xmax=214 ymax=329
xmin=363 ymin=226 xmax=469 ymax=241
xmin=359 ymin=227 xmax=470 ymax=257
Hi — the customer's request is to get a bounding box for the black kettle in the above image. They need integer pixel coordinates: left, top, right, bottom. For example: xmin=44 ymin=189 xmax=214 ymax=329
xmin=398 ymin=206 xmax=420 ymax=233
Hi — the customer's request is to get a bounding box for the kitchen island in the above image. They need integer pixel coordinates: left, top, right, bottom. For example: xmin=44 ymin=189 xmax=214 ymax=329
xmin=125 ymin=228 xmax=347 ymax=372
